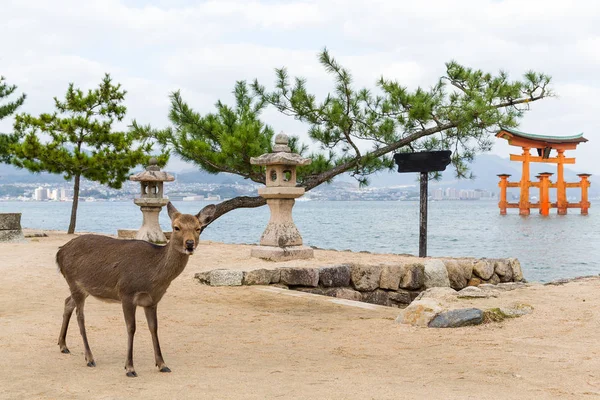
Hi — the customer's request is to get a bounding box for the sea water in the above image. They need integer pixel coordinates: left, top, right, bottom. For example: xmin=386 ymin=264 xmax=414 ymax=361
xmin=1 ymin=200 xmax=598 ymax=282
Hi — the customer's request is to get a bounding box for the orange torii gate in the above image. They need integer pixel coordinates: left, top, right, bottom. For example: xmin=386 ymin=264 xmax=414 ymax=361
xmin=495 ymin=128 xmax=591 ymax=216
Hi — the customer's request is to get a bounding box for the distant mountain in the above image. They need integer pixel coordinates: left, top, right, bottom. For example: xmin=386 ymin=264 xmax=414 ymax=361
xmin=1 ymin=153 xmax=596 ymax=195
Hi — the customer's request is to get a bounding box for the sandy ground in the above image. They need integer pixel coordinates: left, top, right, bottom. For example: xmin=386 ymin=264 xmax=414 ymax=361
xmin=1 ymin=231 xmax=600 ymax=400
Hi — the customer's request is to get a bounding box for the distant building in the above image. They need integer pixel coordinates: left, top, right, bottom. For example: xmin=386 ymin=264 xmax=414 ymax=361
xmin=34 ymin=187 xmax=48 ymax=201
xmin=60 ymin=188 xmax=73 ymax=200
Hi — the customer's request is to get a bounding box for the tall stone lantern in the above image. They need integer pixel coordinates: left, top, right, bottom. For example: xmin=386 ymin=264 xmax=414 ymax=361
xmin=129 ymin=158 xmax=174 ymax=244
xmin=250 ymin=133 xmax=314 ymax=261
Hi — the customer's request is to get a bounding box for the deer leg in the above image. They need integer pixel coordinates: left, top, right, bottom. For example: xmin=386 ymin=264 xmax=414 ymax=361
xmin=122 ymin=298 xmax=138 ymax=377
xmin=58 ymin=295 xmax=76 ymax=354
xmin=73 ymin=293 xmax=95 ymax=367
xmin=144 ymin=305 xmax=170 ymax=373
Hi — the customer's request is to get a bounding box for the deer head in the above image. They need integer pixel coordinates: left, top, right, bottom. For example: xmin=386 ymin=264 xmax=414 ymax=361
xmin=167 ymin=202 xmax=216 ymax=255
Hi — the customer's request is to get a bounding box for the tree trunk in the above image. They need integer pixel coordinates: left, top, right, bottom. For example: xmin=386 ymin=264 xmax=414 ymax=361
xmin=67 ymin=174 xmax=81 ymax=234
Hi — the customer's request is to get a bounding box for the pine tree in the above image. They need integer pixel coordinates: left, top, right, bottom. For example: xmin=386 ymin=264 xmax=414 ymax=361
xmin=138 ymin=49 xmax=552 ymax=223
xmin=10 ymin=74 xmax=162 ymax=233
xmin=0 ymin=76 xmax=26 ymax=163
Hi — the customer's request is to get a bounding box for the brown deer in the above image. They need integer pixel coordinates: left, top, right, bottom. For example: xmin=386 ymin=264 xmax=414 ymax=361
xmin=56 ymin=202 xmax=215 ymax=377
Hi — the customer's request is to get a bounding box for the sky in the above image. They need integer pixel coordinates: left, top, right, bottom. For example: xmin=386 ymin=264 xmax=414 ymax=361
xmin=1 ymin=0 xmax=599 ymax=174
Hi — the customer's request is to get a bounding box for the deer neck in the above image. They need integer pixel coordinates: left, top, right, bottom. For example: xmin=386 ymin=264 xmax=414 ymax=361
xmin=155 ymin=243 xmax=190 ymax=282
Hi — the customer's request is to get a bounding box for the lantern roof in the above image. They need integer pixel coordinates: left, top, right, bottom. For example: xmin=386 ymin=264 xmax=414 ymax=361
xmin=130 ymin=158 xmax=175 ymax=182
xmin=250 ymin=132 xmax=312 ymax=166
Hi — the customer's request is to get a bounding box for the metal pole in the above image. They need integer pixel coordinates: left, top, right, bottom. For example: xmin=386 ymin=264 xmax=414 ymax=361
xmin=419 ymin=172 xmax=428 ymax=257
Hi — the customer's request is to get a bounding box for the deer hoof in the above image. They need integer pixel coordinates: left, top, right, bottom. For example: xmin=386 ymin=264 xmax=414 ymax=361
xmin=126 ymin=371 xmax=138 ymax=378
xmin=61 ymin=348 xmax=70 ymax=354
xmin=87 ymin=361 xmax=96 ymax=367
xmin=159 ymin=366 xmax=171 ymax=373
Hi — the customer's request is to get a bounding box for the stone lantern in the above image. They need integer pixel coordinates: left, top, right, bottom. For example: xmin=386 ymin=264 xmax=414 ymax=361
xmin=129 ymin=158 xmax=175 ymax=244
xmin=250 ymin=133 xmax=314 ymax=261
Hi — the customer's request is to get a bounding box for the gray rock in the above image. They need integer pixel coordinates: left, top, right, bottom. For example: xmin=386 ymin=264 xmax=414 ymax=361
xmin=324 ymin=287 xmax=362 ymax=301
xmin=423 ymin=259 xmax=451 ymax=288
xmin=362 ymin=289 xmax=391 ymax=306
xmin=319 ymin=264 xmax=351 ymax=287
xmin=209 ymin=269 xmax=244 ymax=286
xmin=487 ymin=273 xmax=501 ymax=285
xmin=399 ymin=263 xmax=425 ymax=290
xmin=473 ymin=259 xmax=494 ymax=280
xmin=379 ymin=265 xmax=402 ymax=290
xmin=457 ymin=286 xmax=496 ymax=299
xmin=350 ymin=264 xmax=382 ymax=291
xmin=428 ymin=308 xmax=484 ymax=328
xmin=388 ymin=289 xmax=412 ymax=305
xmin=243 ymin=269 xmax=280 ymax=285
xmin=396 ymin=299 xmax=444 ymax=327
xmin=508 ymin=258 xmax=524 ymax=281
xmin=494 ymin=260 xmax=513 ymax=282
xmin=280 ymin=267 xmax=319 ymax=287
xmin=444 ymin=259 xmax=472 ymax=290
xmin=415 ymin=287 xmax=457 ymax=301
xmin=194 ymin=271 xmax=211 ymax=285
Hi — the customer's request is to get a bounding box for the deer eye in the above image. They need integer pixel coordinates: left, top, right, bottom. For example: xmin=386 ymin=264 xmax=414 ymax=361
xmin=196 ymin=228 xmax=201 ymax=233
xmin=173 ymin=226 xmax=180 ymax=232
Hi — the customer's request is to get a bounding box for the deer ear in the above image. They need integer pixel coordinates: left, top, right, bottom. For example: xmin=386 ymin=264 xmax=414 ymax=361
xmin=167 ymin=202 xmax=181 ymax=221
xmin=196 ymin=204 xmax=216 ymax=227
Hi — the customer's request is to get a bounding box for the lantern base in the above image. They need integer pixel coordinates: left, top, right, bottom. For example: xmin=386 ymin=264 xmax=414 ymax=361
xmin=251 ymin=245 xmax=314 ymax=261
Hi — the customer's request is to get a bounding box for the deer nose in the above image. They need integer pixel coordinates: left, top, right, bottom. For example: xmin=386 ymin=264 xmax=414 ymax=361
xmin=185 ymin=240 xmax=195 ymax=248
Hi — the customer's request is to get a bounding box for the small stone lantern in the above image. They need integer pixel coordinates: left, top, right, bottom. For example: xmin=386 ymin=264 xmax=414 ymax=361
xmin=129 ymin=158 xmax=175 ymax=244
xmin=250 ymin=133 xmax=314 ymax=261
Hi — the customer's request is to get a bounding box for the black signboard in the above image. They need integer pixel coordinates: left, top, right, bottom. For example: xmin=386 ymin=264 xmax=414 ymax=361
xmin=393 ymin=150 xmax=452 ymax=173
xmin=394 ymin=150 xmax=453 ymax=258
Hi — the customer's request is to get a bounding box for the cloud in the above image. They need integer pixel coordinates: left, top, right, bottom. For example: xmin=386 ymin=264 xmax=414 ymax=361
xmin=0 ymin=0 xmax=598 ymax=173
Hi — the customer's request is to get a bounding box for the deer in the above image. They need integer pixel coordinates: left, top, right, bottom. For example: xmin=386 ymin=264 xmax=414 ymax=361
xmin=55 ymin=202 xmax=216 ymax=377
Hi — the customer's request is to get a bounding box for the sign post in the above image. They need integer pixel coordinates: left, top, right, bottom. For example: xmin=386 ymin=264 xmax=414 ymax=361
xmin=393 ymin=150 xmax=452 ymax=257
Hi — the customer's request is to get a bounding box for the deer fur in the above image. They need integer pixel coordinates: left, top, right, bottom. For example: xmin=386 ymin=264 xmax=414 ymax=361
xmin=55 ymin=202 xmax=216 ymax=377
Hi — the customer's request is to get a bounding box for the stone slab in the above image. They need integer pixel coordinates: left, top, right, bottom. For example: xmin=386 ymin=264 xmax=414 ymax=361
xmin=243 ymin=269 xmax=281 ymax=285
xmin=209 ymin=269 xmax=244 ymax=286
xmin=250 ymin=245 xmax=314 ymax=261
xmin=350 ymin=264 xmax=382 ymax=291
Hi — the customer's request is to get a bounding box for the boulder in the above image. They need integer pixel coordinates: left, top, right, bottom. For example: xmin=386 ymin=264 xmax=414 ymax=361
xmin=280 ymin=267 xmax=319 ymax=287
xmin=508 ymin=258 xmax=524 ymax=281
xmin=396 ymin=299 xmax=444 ymax=327
xmin=379 ymin=265 xmax=402 ymax=290
xmin=473 ymin=259 xmax=494 ymax=280
xmin=483 ymin=303 xmax=533 ymax=322
xmin=209 ymin=269 xmax=244 ymax=286
xmin=457 ymin=286 xmax=496 ymax=299
xmin=428 ymin=308 xmax=484 ymax=328
xmin=243 ymin=269 xmax=281 ymax=285
xmin=0 ymin=213 xmax=22 ymax=230
xmin=324 ymin=287 xmax=362 ymax=301
xmin=423 ymin=259 xmax=450 ymax=288
xmin=494 ymin=260 xmax=513 ymax=282
xmin=487 ymin=273 xmax=501 ymax=285
xmin=468 ymin=277 xmax=482 ymax=287
xmin=194 ymin=271 xmax=211 ymax=285
xmin=319 ymin=264 xmax=351 ymax=287
xmin=415 ymin=287 xmax=457 ymax=301
xmin=399 ymin=263 xmax=425 ymax=290
xmin=444 ymin=259 xmax=472 ymax=290
xmin=350 ymin=264 xmax=382 ymax=291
